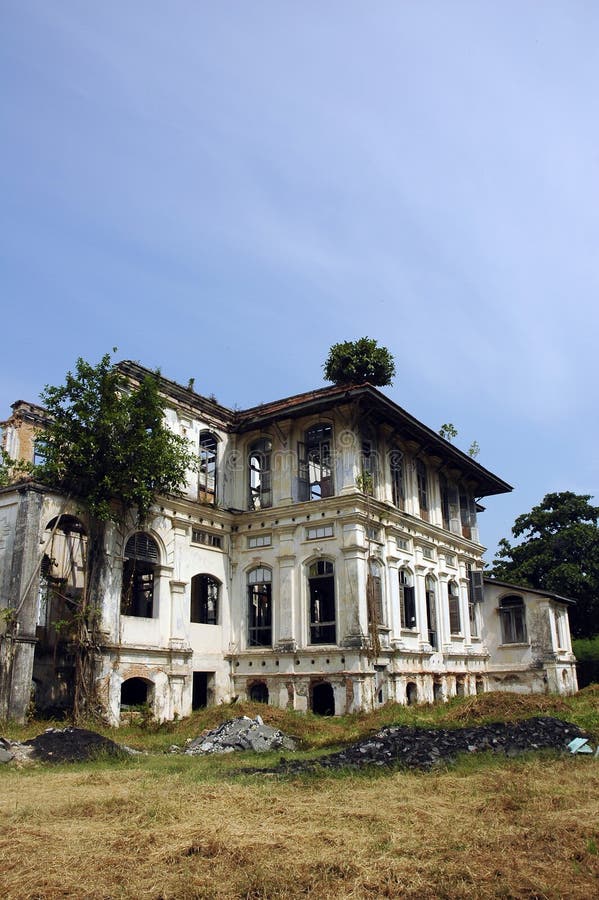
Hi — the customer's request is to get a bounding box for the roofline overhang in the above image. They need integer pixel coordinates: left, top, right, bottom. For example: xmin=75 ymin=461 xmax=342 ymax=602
xmin=483 ymin=577 xmax=576 ymax=605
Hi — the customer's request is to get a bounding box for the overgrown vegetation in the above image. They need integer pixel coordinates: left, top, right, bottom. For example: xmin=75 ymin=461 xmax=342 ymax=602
xmin=323 ymin=337 xmax=396 ymax=387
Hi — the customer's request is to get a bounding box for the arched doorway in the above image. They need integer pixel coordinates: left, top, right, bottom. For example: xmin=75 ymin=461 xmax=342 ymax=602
xmin=121 ymin=677 xmax=152 ymax=708
xmin=406 ymin=681 xmax=418 ymax=706
xmin=312 ymin=682 xmax=335 ymax=716
xmin=249 ymin=681 xmax=269 ymax=704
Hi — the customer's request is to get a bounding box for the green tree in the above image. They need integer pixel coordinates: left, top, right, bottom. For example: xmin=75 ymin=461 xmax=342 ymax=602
xmin=323 ymin=338 xmax=396 ymax=387
xmin=490 ymin=492 xmax=599 ymax=638
xmin=439 ymin=423 xmax=458 ymax=442
xmin=32 ymin=352 xmax=197 ymax=717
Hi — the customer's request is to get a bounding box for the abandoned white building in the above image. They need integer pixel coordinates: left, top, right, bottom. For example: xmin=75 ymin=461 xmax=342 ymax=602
xmin=0 ymin=362 xmax=578 ymax=724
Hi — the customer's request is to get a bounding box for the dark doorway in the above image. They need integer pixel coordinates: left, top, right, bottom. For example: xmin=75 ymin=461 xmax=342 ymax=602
xmin=406 ymin=681 xmax=418 ymax=705
xmin=121 ymin=678 xmax=150 ymax=708
xmin=312 ymin=681 xmax=335 ymax=716
xmin=249 ymin=681 xmax=269 ymax=703
xmin=192 ymin=672 xmax=209 ymax=710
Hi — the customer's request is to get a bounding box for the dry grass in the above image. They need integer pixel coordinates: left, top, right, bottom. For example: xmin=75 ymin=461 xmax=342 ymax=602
xmin=2 ymin=690 xmax=599 ymax=898
xmin=1 ymin=756 xmax=599 ymax=898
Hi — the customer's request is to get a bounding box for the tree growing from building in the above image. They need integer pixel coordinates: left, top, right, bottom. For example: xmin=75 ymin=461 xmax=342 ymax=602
xmin=323 ymin=338 xmax=396 ymax=387
xmin=31 ymin=352 xmax=197 ymax=718
xmin=490 ymin=491 xmax=599 ymax=638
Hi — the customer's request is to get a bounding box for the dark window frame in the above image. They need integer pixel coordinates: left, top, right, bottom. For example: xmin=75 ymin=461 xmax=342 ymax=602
xmin=248 ymin=437 xmax=272 ymax=510
xmin=298 ymin=423 xmax=334 ymax=501
xmin=499 ymin=595 xmax=528 ymax=644
xmin=399 ymin=569 xmax=417 ymax=629
xmin=248 ymin=567 xmax=272 ymax=647
xmin=190 ymin=574 xmax=220 ymax=624
xmin=199 ymin=430 xmax=218 ymax=504
xmin=308 ymin=559 xmax=336 ymax=644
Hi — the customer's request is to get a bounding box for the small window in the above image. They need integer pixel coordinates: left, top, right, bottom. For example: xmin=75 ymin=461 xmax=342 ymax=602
xmin=121 ymin=532 xmax=160 ymax=617
xmin=396 ymin=537 xmax=410 ymax=551
xmin=422 ymin=546 xmax=434 ymax=560
xmin=298 ymin=424 xmax=334 ymax=501
xmin=247 ymin=533 xmax=272 ymax=549
xmin=448 ymin=581 xmax=461 ymax=634
xmin=248 ymin=567 xmax=272 ymax=647
xmin=249 ymin=438 xmax=272 ymax=510
xmin=500 ymin=595 xmax=527 ymax=644
xmin=308 ymin=560 xmax=336 ymax=644
xmin=190 ymin=574 xmax=220 ymax=624
xmin=445 ymin=553 xmax=456 ymax=567
xmin=306 ymin=524 xmax=334 ymax=540
xmin=399 ymin=569 xmax=416 ymax=629
xmin=366 ymin=525 xmax=382 ymax=543
xmin=191 ymin=528 xmax=222 ymax=548
xmin=199 ymin=431 xmax=218 ymax=504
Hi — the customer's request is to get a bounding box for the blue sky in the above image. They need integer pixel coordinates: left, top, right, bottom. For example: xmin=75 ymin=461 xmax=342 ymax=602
xmin=2 ymin=2 xmax=598 ymax=560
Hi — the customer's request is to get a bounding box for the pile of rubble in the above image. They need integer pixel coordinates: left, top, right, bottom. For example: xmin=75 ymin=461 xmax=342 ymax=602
xmin=0 ymin=727 xmax=132 ymax=764
xmin=271 ymin=717 xmax=588 ymax=774
xmin=178 ymin=715 xmax=297 ymax=755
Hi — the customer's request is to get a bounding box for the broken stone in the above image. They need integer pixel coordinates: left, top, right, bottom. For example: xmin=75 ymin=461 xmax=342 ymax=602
xmin=183 ymin=716 xmax=296 ymax=755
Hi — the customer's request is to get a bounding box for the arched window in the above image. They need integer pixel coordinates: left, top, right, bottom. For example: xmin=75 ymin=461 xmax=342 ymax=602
xmin=448 ymin=581 xmax=461 ymax=634
xmin=199 ymin=430 xmax=218 ymax=503
xmin=190 ymin=574 xmax=220 ymax=624
xmin=248 ymin=438 xmax=272 ymax=510
xmin=367 ymin=559 xmax=384 ymax=626
xmin=308 ymin=560 xmax=336 ymax=644
xmin=399 ymin=569 xmax=416 ymax=629
xmin=298 ymin=423 xmax=333 ymax=500
xmin=248 ymin=567 xmax=272 ymax=647
xmin=121 ymin=532 xmax=160 ymax=617
xmin=500 ymin=595 xmax=527 ymax=644
xmin=425 ymin=575 xmax=438 ymax=649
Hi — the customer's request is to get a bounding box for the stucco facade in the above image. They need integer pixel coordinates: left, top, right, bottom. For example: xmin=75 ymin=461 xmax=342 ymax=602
xmin=0 ymin=363 xmax=578 ymax=724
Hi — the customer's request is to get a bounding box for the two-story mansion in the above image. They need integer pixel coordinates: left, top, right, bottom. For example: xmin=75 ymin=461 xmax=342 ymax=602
xmin=0 ymin=362 xmax=578 ymax=724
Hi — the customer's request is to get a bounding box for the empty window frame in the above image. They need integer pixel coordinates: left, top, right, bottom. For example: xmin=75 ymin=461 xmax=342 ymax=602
xmin=191 ymin=529 xmax=222 ymax=548
xmin=460 ymin=493 xmax=477 ymax=539
xmin=306 ymin=524 xmax=334 ymax=540
xmin=199 ymin=431 xmax=218 ymax=503
xmin=121 ymin=532 xmax=160 ymax=617
xmin=248 ymin=438 xmax=272 ymax=510
xmin=308 ymin=560 xmax=336 ymax=644
xmin=448 ymin=581 xmax=461 ymax=634
xmin=390 ymin=449 xmax=405 ymax=509
xmin=399 ymin=569 xmax=416 ymax=629
xmin=361 ymin=433 xmax=378 ymax=494
xmin=439 ymin=474 xmax=450 ymax=530
xmin=298 ymin=424 xmax=334 ymax=501
xmin=248 ymin=567 xmax=272 ymax=647
xmin=500 ymin=595 xmax=528 ymax=644
xmin=367 ymin=559 xmax=384 ymax=626
xmin=247 ymin=533 xmax=272 ymax=549
xmin=416 ymin=459 xmax=429 ymax=519
xmin=190 ymin=574 xmax=220 ymax=624
xmin=425 ymin=575 xmax=438 ymax=649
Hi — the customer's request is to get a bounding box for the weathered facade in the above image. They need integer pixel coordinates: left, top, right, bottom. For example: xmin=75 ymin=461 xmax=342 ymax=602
xmin=0 ymin=363 xmax=578 ymax=724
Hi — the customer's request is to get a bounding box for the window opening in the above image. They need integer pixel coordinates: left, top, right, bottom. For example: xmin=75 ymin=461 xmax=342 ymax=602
xmin=308 ymin=560 xmax=336 ymax=644
xmin=367 ymin=560 xmax=384 ymax=626
xmin=448 ymin=581 xmax=461 ymax=634
xmin=199 ymin=431 xmax=217 ymax=503
xmin=191 ymin=529 xmax=222 ymax=548
xmin=416 ymin=459 xmax=428 ymax=520
xmin=192 ymin=672 xmax=210 ymax=709
xmin=500 ymin=595 xmax=528 ymax=644
xmin=249 ymin=438 xmax=272 ymax=509
xmin=121 ymin=678 xmax=150 ymax=709
xmin=440 ymin=474 xmax=450 ymax=530
xmin=190 ymin=574 xmax=219 ymax=624
xmin=299 ymin=424 xmax=333 ymax=501
xmin=121 ymin=533 xmax=159 ymax=617
xmin=399 ymin=569 xmax=416 ymax=629
xmin=425 ymin=575 xmax=438 ymax=649
xmin=248 ymin=567 xmax=272 ymax=647
xmin=390 ymin=449 xmax=405 ymax=509
xmin=467 ymin=565 xmax=483 ymax=637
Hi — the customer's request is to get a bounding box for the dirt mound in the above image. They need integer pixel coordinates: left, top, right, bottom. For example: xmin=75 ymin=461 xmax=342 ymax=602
xmin=24 ymin=727 xmax=127 ymax=763
xmin=269 ymin=717 xmax=586 ymax=774
xmin=441 ymin=691 xmax=571 ymax=724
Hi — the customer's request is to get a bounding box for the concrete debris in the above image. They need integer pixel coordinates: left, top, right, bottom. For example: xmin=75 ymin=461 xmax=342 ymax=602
xmin=268 ymin=717 xmax=588 ymax=774
xmin=183 ymin=716 xmax=297 ymax=755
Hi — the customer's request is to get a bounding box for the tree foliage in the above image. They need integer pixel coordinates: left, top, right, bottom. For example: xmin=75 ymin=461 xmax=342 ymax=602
xmin=35 ymin=353 xmax=196 ymax=522
xmin=490 ymin=492 xmax=599 ymax=638
xmin=323 ymin=338 xmax=396 ymax=387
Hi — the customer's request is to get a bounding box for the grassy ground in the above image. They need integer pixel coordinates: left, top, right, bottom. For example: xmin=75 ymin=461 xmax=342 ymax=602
xmin=1 ymin=689 xmax=599 ymax=899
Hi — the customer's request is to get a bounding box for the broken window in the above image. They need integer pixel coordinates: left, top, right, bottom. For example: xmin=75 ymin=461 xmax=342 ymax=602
xmin=199 ymin=431 xmax=218 ymax=503
xmin=248 ymin=438 xmax=272 ymax=509
xmin=425 ymin=575 xmax=438 ymax=649
xmin=298 ymin=423 xmax=334 ymax=501
xmin=367 ymin=559 xmax=384 ymax=626
xmin=460 ymin=492 xmax=477 ymax=539
xmin=308 ymin=560 xmax=336 ymax=644
xmin=500 ymin=595 xmax=528 ymax=644
xmin=248 ymin=567 xmax=272 ymax=647
xmin=361 ymin=432 xmax=378 ymax=495
xmin=390 ymin=448 xmax=405 ymax=509
xmin=121 ymin=532 xmax=159 ymax=618
xmin=416 ymin=459 xmax=429 ymax=520
xmin=190 ymin=574 xmax=220 ymax=624
xmin=399 ymin=569 xmax=416 ymax=629
xmin=448 ymin=580 xmax=461 ymax=634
